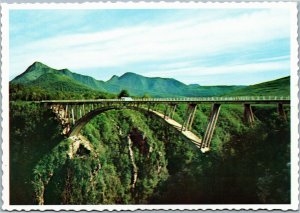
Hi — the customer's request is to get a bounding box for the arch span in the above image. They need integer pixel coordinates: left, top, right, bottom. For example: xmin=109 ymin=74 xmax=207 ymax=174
xmin=67 ymin=105 xmax=202 ymax=149
xmin=68 ymin=105 xmax=168 ymax=137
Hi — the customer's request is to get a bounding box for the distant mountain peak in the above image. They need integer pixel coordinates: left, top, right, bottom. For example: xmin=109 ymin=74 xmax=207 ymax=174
xmin=29 ymin=61 xmax=50 ymax=69
xmin=120 ymin=72 xmax=143 ymax=79
xmin=109 ymin=75 xmax=119 ymax=80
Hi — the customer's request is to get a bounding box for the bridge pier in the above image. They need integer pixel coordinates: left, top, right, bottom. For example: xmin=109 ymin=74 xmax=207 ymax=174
xmin=169 ymin=104 xmax=177 ymax=119
xmin=277 ymin=103 xmax=287 ymax=121
xmin=71 ymin=107 xmax=75 ymax=125
xmin=163 ymin=104 xmax=169 ymax=119
xmin=181 ymin=104 xmax=197 ymax=131
xmin=188 ymin=105 xmax=197 ymax=131
xmin=79 ymin=107 xmax=82 ymax=118
xmin=201 ymin=103 xmax=221 ymax=152
xmin=244 ymin=104 xmax=255 ymax=125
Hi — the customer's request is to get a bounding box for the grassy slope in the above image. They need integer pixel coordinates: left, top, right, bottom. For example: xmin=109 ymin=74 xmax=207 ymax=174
xmin=30 ymin=72 xmax=98 ymax=93
xmin=12 ymin=62 xmax=57 ymax=84
xmin=60 ymin=69 xmax=107 ymax=91
xmin=225 ymin=76 xmax=290 ymax=96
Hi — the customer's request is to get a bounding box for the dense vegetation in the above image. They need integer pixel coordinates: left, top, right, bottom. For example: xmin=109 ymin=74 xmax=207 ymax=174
xmin=10 ymin=101 xmax=290 ymax=204
xmin=9 ymin=84 xmax=115 ymax=101
xmin=9 ymin=102 xmax=64 ymax=204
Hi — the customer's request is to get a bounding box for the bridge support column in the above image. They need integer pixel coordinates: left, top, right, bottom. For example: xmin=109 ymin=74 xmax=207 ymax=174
xmin=164 ymin=104 xmax=171 ymax=119
xmin=67 ymin=105 xmax=70 ymax=123
xmin=244 ymin=104 xmax=254 ymax=125
xmin=188 ymin=105 xmax=197 ymax=131
xmin=82 ymin=104 xmax=85 ymax=115
xmin=79 ymin=106 xmax=82 ymax=118
xmin=277 ymin=103 xmax=287 ymax=121
xmin=181 ymin=104 xmax=197 ymax=131
xmin=169 ymin=104 xmax=177 ymax=119
xmin=65 ymin=104 xmax=70 ymax=123
xmin=201 ymin=103 xmax=221 ymax=152
xmin=147 ymin=103 xmax=151 ymax=112
xmin=71 ymin=107 xmax=75 ymax=125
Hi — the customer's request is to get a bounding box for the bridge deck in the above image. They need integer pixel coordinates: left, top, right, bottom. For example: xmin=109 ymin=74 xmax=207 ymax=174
xmin=38 ymin=96 xmax=290 ymax=105
xmin=150 ymin=109 xmax=202 ymax=148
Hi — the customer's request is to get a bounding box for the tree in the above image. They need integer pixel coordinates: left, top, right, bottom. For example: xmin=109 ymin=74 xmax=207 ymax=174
xmin=118 ymin=90 xmax=130 ymax=98
xmin=142 ymin=93 xmax=151 ymax=98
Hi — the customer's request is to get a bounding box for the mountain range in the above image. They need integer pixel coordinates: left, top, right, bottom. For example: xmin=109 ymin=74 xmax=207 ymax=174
xmin=11 ymin=61 xmax=289 ymax=97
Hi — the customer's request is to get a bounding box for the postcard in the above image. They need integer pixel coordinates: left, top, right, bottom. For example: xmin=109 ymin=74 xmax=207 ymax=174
xmin=1 ymin=2 xmax=299 ymax=211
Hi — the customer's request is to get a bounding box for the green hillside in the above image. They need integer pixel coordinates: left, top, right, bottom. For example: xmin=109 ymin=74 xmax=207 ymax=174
xmin=225 ymin=76 xmax=290 ymax=96
xmin=12 ymin=62 xmax=107 ymax=91
xmin=60 ymin=69 xmax=107 ymax=91
xmin=30 ymin=72 xmax=95 ymax=93
xmin=12 ymin=62 xmax=57 ymax=84
xmin=10 ymin=72 xmax=115 ymax=101
xmin=106 ymin=72 xmax=189 ymax=96
xmin=104 ymin=72 xmax=243 ymax=97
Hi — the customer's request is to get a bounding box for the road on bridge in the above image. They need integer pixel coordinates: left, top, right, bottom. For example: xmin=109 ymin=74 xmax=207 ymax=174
xmin=149 ymin=109 xmax=203 ymax=149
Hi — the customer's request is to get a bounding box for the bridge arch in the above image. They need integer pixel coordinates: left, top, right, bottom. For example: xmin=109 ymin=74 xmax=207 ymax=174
xmin=68 ymin=105 xmax=164 ymax=137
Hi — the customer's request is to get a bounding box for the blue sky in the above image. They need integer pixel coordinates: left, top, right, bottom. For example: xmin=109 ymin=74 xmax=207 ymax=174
xmin=9 ymin=8 xmax=291 ymax=85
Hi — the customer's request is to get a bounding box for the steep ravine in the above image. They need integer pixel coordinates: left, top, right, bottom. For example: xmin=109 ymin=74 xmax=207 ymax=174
xmin=31 ymin=109 xmax=169 ymax=204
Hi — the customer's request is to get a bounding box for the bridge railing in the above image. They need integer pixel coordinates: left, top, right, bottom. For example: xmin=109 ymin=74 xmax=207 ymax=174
xmin=39 ymin=96 xmax=290 ymax=104
xmin=132 ymin=96 xmax=290 ymax=102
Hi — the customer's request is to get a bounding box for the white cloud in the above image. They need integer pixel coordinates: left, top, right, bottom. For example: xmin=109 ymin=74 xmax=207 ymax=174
xmin=144 ymin=60 xmax=290 ymax=78
xmin=10 ymin=9 xmax=290 ymax=80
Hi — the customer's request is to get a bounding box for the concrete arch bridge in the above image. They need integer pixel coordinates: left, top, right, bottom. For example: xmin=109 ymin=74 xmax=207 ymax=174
xmin=40 ymin=96 xmax=290 ymax=153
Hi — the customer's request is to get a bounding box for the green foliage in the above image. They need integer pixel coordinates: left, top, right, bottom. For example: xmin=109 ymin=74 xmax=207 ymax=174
xmin=118 ymin=89 xmax=130 ymax=98
xmin=9 ymin=102 xmax=63 ymax=204
xmin=149 ymin=104 xmax=290 ymax=204
xmin=10 ymin=83 xmax=115 ymax=101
